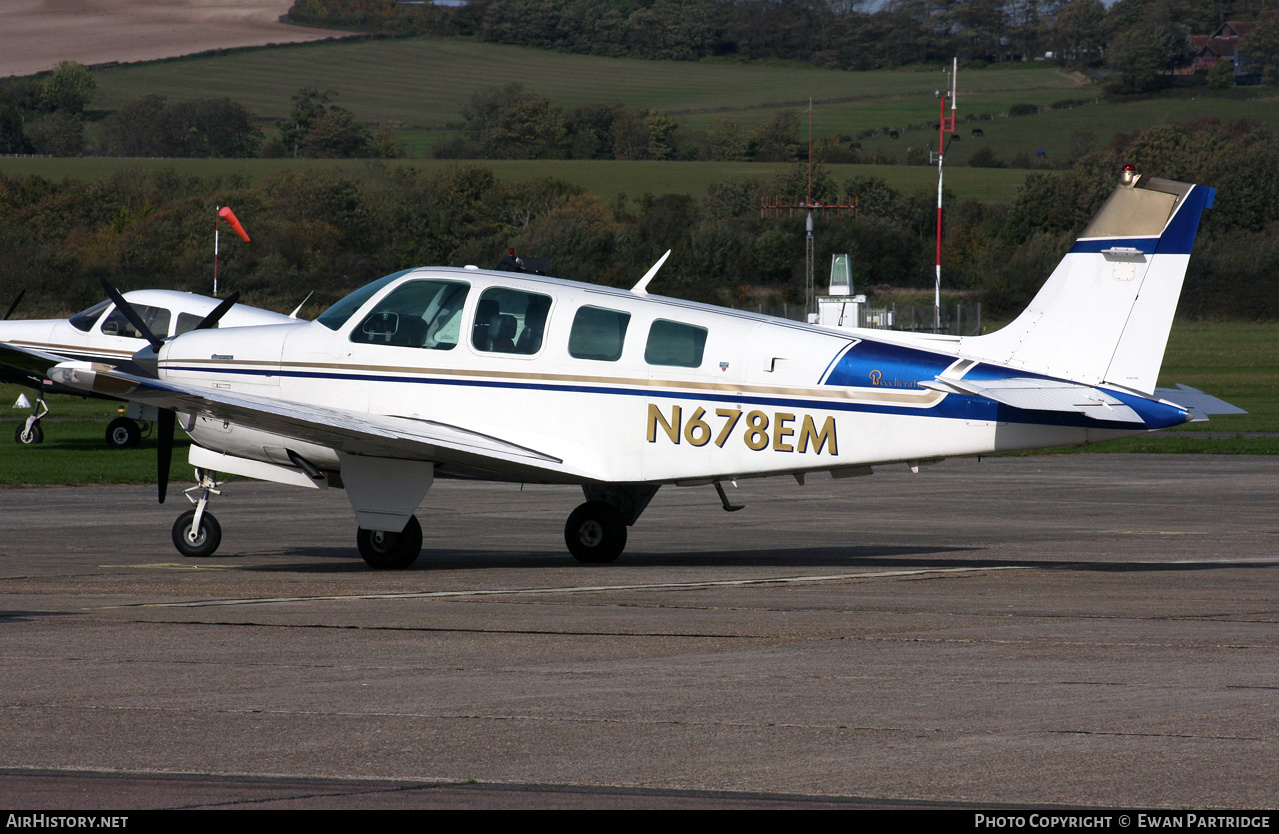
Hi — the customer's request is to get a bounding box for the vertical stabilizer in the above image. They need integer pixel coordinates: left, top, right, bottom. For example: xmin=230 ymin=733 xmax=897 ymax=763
xmin=960 ymin=171 xmax=1214 ymax=394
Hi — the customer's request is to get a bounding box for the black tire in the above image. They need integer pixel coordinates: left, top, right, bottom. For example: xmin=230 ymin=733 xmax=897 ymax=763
xmin=564 ymin=501 xmax=627 ymax=564
xmin=14 ymin=423 xmax=43 ymax=445
xmin=105 ymin=417 xmax=142 ymax=449
xmin=172 ymin=509 xmax=222 ymax=558
xmin=357 ymin=515 xmax=422 ymax=569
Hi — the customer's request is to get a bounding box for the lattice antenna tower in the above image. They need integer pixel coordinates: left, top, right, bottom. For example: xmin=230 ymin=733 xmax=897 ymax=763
xmin=760 ymin=100 xmax=857 ymax=319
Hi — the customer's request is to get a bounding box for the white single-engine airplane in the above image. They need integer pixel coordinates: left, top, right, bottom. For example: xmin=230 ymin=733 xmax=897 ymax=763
xmin=0 ymin=289 xmax=296 ymax=446
xmin=21 ymin=169 xmax=1241 ymax=567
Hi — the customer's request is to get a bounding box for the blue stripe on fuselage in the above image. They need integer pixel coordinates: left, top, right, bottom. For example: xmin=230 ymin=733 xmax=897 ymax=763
xmin=165 ymin=355 xmax=1187 ymax=432
xmin=821 ymin=339 xmax=953 ymax=390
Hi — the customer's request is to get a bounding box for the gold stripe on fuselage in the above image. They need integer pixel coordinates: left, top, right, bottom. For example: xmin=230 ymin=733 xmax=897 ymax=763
xmin=164 ymin=357 xmax=946 ymax=408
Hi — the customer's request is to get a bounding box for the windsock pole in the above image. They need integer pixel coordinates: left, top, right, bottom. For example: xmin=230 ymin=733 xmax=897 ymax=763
xmin=214 ymin=207 xmax=221 ymax=297
xmin=213 ymin=206 xmax=250 ymax=297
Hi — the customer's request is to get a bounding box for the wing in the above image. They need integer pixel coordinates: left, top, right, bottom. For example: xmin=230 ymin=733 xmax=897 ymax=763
xmin=49 ymin=363 xmax=583 ymax=482
xmin=0 ymin=341 xmax=68 ymax=381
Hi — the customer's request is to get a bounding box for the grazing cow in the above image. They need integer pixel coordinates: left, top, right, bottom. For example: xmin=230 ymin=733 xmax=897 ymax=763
xmin=972 ymin=127 xmax=985 ymax=137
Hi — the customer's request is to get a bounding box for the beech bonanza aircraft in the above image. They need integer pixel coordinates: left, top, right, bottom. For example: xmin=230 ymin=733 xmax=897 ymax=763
xmin=12 ymin=168 xmax=1241 ymax=568
xmin=0 ymin=290 xmax=296 ymax=446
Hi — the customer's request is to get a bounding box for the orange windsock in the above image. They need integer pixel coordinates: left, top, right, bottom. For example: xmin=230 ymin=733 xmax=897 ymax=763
xmin=218 ymin=206 xmax=250 ymax=242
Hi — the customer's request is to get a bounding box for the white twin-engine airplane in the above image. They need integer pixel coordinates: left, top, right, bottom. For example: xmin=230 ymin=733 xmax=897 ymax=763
xmin=40 ymin=169 xmax=1240 ymax=568
xmin=0 ymin=289 xmax=296 ymax=446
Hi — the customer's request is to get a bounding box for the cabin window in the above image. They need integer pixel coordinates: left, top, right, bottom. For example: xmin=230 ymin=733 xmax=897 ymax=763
xmin=100 ymin=304 xmax=170 ymax=340
xmin=472 ymin=287 xmax=552 ymax=355
xmin=349 ymin=279 xmax=470 ymax=350
xmin=644 ymin=319 xmax=707 ymax=368
xmin=69 ymin=300 xmax=111 ymax=333
xmin=175 ymin=312 xmax=206 ymax=335
xmin=568 ymin=306 xmax=630 ymax=362
xmin=317 ymin=269 xmax=411 ymax=331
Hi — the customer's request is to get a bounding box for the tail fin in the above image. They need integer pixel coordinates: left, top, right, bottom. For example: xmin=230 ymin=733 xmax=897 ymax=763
xmin=961 ymin=171 xmax=1214 ymax=395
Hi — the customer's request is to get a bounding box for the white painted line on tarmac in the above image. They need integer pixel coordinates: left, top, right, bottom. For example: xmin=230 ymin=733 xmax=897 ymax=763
xmin=101 ymin=565 xmax=1028 ymax=609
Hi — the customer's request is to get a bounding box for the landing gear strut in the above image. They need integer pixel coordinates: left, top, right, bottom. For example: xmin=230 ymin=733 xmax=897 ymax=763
xmin=173 ymin=468 xmax=223 ymax=558
xmin=357 ymin=516 xmax=422 ymax=569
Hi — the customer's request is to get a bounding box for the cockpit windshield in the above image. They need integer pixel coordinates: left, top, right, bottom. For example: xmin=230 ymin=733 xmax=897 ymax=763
xmin=316 ymin=270 xmax=413 ymax=331
xmin=68 ymin=300 xmax=111 ymax=333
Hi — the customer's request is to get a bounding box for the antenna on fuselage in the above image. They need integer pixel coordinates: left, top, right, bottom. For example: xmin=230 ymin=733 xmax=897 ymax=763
xmin=289 ymin=291 xmax=314 ymax=319
xmin=631 ymin=249 xmax=672 ymax=295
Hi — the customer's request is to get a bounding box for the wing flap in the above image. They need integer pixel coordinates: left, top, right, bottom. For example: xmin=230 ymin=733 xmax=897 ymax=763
xmin=49 ymin=363 xmax=575 ymax=480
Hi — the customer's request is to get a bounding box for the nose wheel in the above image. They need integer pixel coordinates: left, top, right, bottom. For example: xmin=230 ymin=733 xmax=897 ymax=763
xmin=172 ymin=508 xmax=221 ymax=558
xmin=564 ymin=501 xmax=627 ymax=563
xmin=170 ymin=468 xmax=224 ymax=558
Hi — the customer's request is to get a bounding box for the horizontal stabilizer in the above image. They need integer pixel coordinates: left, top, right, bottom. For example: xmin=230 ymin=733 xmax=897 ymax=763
xmin=1154 ymin=384 xmax=1246 ymax=422
xmin=923 ymin=376 xmax=1144 ymax=423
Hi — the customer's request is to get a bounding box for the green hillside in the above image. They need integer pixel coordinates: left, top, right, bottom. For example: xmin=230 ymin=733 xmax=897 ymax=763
xmin=90 ymin=37 xmax=1083 ymax=124
xmin=87 ymin=37 xmax=1088 ymax=154
xmin=77 ymin=35 xmax=1279 ymax=173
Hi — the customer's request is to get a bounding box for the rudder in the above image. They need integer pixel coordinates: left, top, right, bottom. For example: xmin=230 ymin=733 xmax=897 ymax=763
xmin=961 ymin=170 xmax=1214 ymax=395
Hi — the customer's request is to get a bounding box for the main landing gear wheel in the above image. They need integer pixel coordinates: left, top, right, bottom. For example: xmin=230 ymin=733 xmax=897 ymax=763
xmin=105 ymin=417 xmax=142 ymax=449
xmin=172 ymin=509 xmax=222 ymax=558
xmin=357 ymin=515 xmax=423 ymax=569
xmin=565 ymin=501 xmax=627 ymax=564
xmin=14 ymin=423 xmax=43 ymax=445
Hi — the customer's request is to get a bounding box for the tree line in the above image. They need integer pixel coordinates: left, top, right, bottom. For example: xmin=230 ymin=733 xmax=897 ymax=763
xmin=288 ymin=0 xmax=1279 ymax=83
xmin=2 ymin=119 xmax=1277 ymax=323
xmin=0 ymin=71 xmax=404 ymax=160
xmin=437 ymin=82 xmax=805 ymax=162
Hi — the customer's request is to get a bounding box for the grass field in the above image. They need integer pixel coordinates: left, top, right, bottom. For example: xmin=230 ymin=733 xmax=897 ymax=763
xmin=74 ymin=35 xmax=1279 ymax=166
xmin=1 ymin=322 xmax=1273 ymax=487
xmin=88 ymin=37 xmax=1085 ymax=133
xmin=0 ymin=156 xmax=1034 ymax=203
xmin=866 ymin=93 xmax=1279 ymax=167
xmin=6 ymin=35 xmax=1268 ymax=203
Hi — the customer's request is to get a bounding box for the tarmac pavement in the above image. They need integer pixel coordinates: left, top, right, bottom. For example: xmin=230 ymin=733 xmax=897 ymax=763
xmin=0 ymin=454 xmax=1276 ymax=809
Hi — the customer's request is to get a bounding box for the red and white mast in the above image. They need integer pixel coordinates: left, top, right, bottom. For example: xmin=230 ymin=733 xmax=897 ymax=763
xmin=935 ymin=58 xmax=957 ymax=332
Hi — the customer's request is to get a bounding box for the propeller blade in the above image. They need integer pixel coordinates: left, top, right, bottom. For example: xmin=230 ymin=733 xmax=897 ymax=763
xmin=157 ymin=409 xmax=175 ymax=504
xmin=194 ymin=292 xmax=240 ymax=331
xmin=99 ymin=279 xmax=163 ymax=352
xmin=3 ymin=289 xmax=24 ymax=321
